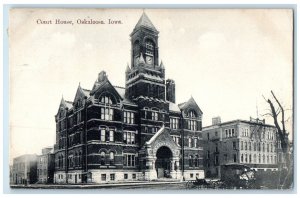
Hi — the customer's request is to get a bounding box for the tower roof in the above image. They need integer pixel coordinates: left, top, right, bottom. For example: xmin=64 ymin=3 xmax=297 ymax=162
xmin=134 ymin=12 xmax=158 ymax=32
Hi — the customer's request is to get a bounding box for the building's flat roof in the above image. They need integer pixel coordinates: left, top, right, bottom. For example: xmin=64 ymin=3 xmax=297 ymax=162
xmin=203 ymin=119 xmax=275 ymax=129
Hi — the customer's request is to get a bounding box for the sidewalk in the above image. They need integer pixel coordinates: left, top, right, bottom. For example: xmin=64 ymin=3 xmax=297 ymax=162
xmin=10 ymin=180 xmax=184 ymax=189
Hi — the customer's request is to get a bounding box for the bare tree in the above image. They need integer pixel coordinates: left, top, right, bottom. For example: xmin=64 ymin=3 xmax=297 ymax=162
xmin=263 ymin=90 xmax=292 ymax=189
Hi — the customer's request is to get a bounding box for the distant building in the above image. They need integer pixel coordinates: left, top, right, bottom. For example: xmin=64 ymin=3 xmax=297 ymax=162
xmin=37 ymin=147 xmax=55 ymax=184
xmin=53 ymin=12 xmax=205 ymax=184
xmin=12 ymin=154 xmax=37 ymax=184
xmin=9 ymin=165 xmax=13 ymax=185
xmin=203 ymin=118 xmax=280 ymax=178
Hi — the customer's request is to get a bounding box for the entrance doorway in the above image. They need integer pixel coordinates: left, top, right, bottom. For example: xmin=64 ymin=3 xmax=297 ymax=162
xmin=155 ymin=146 xmax=172 ymax=178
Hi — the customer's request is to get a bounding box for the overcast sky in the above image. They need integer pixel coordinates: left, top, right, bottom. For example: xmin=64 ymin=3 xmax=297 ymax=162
xmin=9 ymin=9 xmax=293 ymax=162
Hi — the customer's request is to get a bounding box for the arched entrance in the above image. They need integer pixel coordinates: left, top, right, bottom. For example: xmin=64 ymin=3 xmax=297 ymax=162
xmin=155 ymin=146 xmax=172 ymax=178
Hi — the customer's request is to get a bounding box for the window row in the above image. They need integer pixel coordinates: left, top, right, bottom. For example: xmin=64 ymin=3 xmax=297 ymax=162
xmin=143 ymin=108 xmax=165 ymax=121
xmin=123 ymin=154 xmax=137 ymax=167
xmin=100 ymin=128 xmax=115 ymax=142
xmin=57 ymin=111 xmax=84 ymax=131
xmin=189 ymin=155 xmax=201 ymax=167
xmin=143 ymin=126 xmax=159 ymax=133
xmin=124 ymin=111 xmax=135 ymax=124
xmin=123 ymin=131 xmax=136 ymax=144
xmin=99 ymin=151 xmax=115 ymax=165
xmin=241 ymin=154 xmax=277 ymax=164
xmin=225 ymin=128 xmax=235 ymax=138
xmin=188 ymin=137 xmax=198 ymax=148
xmin=241 ymin=141 xmax=276 ymax=152
xmin=170 ymin=118 xmax=179 ymax=129
xmin=187 ymin=120 xmax=197 ymax=131
xmin=68 ymin=152 xmax=82 ymax=168
xmin=241 ymin=128 xmax=249 ymax=137
xmin=172 ymin=136 xmax=180 ymax=145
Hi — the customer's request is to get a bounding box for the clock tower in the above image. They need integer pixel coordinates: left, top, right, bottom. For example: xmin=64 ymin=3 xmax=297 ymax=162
xmin=125 ymin=12 xmax=166 ymax=101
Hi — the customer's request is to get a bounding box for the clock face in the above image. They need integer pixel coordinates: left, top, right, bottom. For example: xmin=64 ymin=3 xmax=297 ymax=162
xmin=146 ymin=56 xmax=153 ymax=64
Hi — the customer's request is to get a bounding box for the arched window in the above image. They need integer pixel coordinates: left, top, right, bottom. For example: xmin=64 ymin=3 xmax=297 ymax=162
xmin=109 ymin=151 xmax=115 ymax=165
xmin=263 ymin=155 xmax=265 ymax=163
xmin=133 ymin=40 xmax=140 ymax=57
xmin=241 ymin=154 xmax=244 ymax=163
xmin=145 ymin=39 xmax=154 ymax=56
xmin=254 ymin=154 xmax=256 ymax=163
xmin=100 ymin=151 xmax=106 ymax=165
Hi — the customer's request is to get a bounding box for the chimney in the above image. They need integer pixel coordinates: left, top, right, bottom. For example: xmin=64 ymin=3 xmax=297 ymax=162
xmin=212 ymin=116 xmax=221 ymax=125
xmin=166 ymin=79 xmax=175 ymax=103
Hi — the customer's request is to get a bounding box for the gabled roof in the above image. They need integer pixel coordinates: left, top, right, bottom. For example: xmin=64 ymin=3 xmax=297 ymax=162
xmin=179 ymin=96 xmax=203 ymax=115
xmin=134 ymin=12 xmax=158 ymax=32
xmin=90 ymin=71 xmax=124 ymax=103
xmin=65 ymin=101 xmax=73 ymax=109
xmin=73 ymin=84 xmax=90 ymax=104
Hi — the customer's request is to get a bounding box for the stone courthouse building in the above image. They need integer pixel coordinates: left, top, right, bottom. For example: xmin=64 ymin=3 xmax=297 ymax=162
xmin=53 ymin=13 xmax=204 ymax=183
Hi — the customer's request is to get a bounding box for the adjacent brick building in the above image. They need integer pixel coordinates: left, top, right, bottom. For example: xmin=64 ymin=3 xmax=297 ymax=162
xmin=202 ymin=117 xmax=282 ymax=178
xmin=53 ymin=12 xmax=205 ymax=184
xmin=12 ymin=154 xmax=37 ymax=184
xmin=37 ymin=147 xmax=55 ymax=184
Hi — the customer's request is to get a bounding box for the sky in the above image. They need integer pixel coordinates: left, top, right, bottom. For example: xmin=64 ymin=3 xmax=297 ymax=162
xmin=9 ymin=9 xmax=293 ymax=163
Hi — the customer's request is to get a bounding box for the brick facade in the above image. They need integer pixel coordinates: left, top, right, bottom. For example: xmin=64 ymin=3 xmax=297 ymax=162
xmin=53 ymin=12 xmax=204 ymax=183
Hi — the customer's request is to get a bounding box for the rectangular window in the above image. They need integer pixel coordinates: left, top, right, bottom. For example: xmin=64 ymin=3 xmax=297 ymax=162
xmin=233 ymin=154 xmax=237 ymax=163
xmin=131 ymin=112 xmax=134 ymax=124
xmin=110 ymin=174 xmax=115 ymax=181
xmin=233 ymin=141 xmax=236 ymax=150
xmin=124 ymin=174 xmax=128 ymax=179
xmin=224 ymin=154 xmax=228 ymax=162
xmin=109 ymin=130 xmax=114 ymax=142
xmin=152 ymin=112 xmax=158 ymax=121
xmin=124 ymin=111 xmax=127 ymax=123
xmin=124 ymin=111 xmax=135 ymax=124
xmin=190 ymin=174 xmax=194 ymax=178
xmin=194 ymin=138 xmax=197 ymax=148
xmin=124 ymin=154 xmax=136 ymax=167
xmin=101 ymin=174 xmax=106 ymax=181
xmin=188 ymin=138 xmax=192 ymax=147
xmin=132 ymin=174 xmax=136 ymax=179
xmin=124 ymin=132 xmax=135 ymax=144
xmin=100 ymin=129 xmax=106 ymax=142
xmin=101 ymin=107 xmax=113 ymax=121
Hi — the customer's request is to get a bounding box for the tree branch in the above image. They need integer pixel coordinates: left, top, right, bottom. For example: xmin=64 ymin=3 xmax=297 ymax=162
xmin=271 ymin=90 xmax=286 ymax=135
